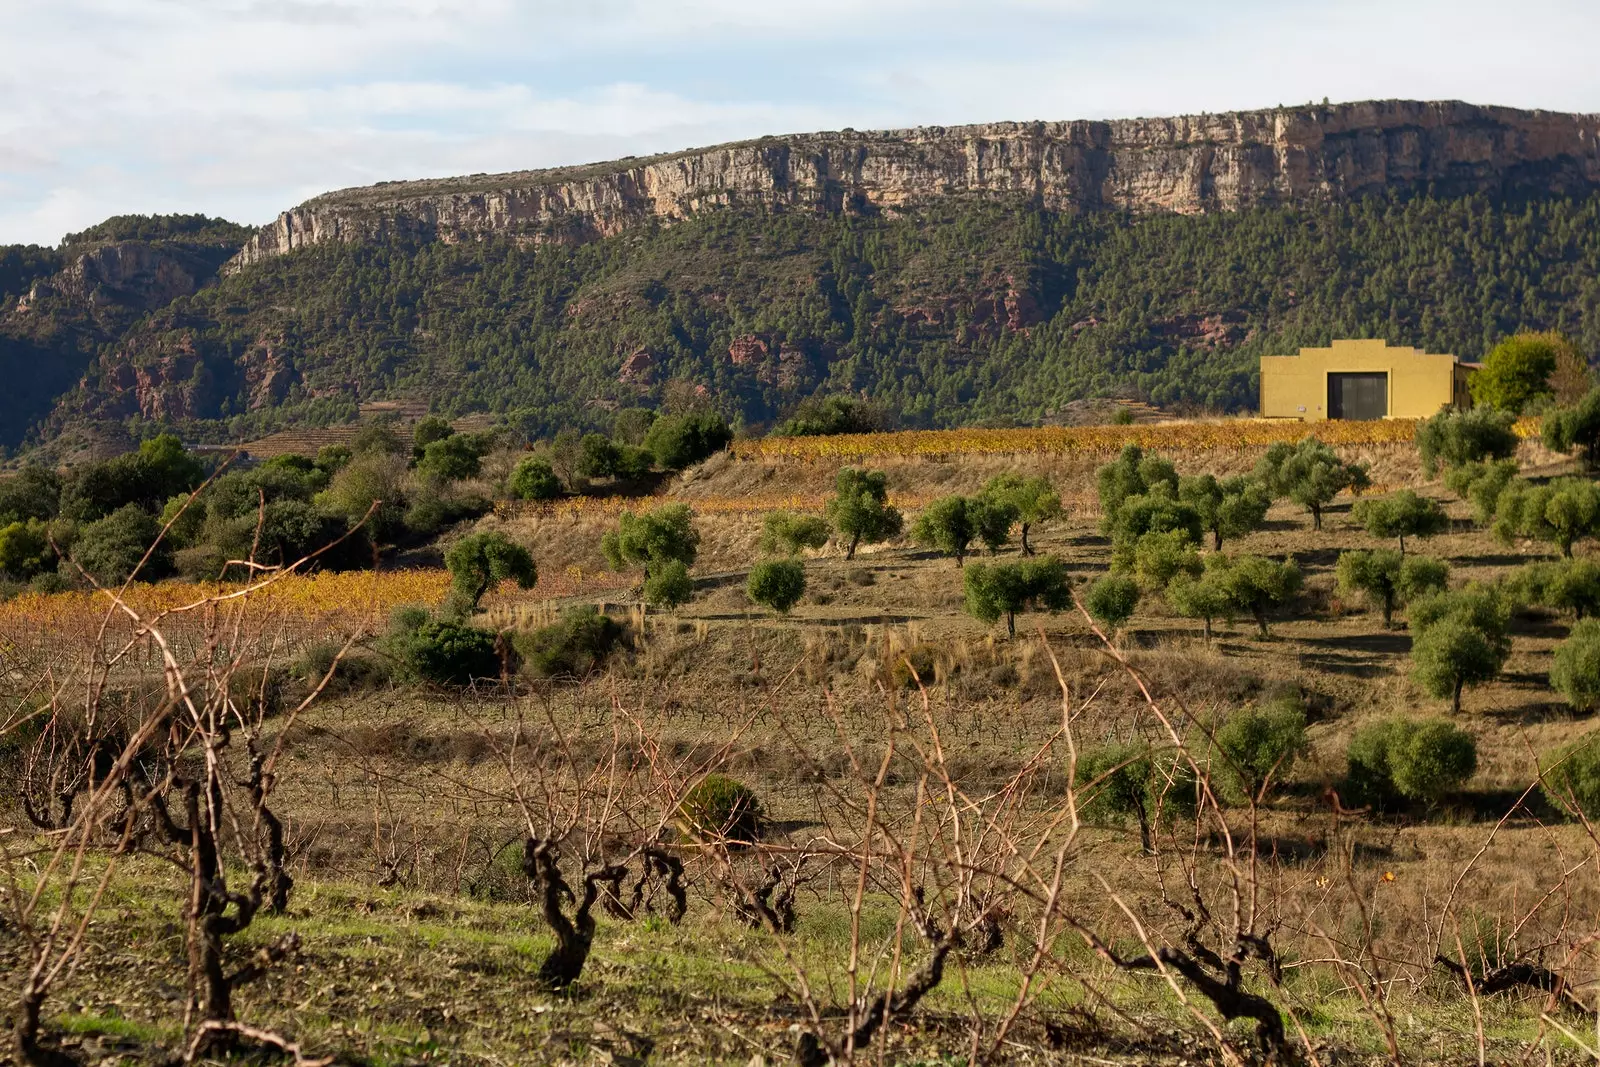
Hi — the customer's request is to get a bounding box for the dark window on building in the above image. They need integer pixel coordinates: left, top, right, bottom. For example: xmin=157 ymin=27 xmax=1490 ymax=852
xmin=1327 ymin=372 xmax=1387 ymax=420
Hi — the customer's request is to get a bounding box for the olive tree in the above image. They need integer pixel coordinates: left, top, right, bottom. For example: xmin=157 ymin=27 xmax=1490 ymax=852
xmin=1085 ymin=573 xmax=1141 ymax=637
xmin=1409 ymin=584 xmax=1512 ymax=713
xmin=602 ymin=503 xmax=700 ymax=579
xmin=1178 ymin=473 xmax=1271 ymax=550
xmin=747 ymin=558 xmax=806 ymax=615
xmin=1443 ymin=458 xmax=1519 ymax=525
xmin=1552 ymin=618 xmax=1600 ymax=710
xmin=982 ymin=473 xmax=1061 ymax=554
xmin=508 ymin=456 xmax=563 ymax=501
xmin=1075 ymin=743 xmax=1168 ymax=852
xmin=962 ymin=555 xmax=1071 ymax=638
xmin=1166 ymin=561 xmax=1235 ymax=644
xmin=1215 ymin=698 xmax=1308 ymax=802
xmin=911 ymin=495 xmax=977 ymax=566
xmin=1216 ymin=554 xmax=1302 ymax=637
xmin=1540 ymin=732 xmax=1600 ymax=819
xmin=1543 ymin=385 xmax=1600 ymax=470
xmin=1129 ymin=529 xmax=1202 ymax=592
xmin=1493 ymin=477 xmax=1600 ymax=557
xmin=969 ymin=492 xmax=1020 ymax=555
xmin=1335 ymin=550 xmax=1449 ymax=628
xmin=1510 ymin=558 xmax=1600 ymax=619
xmin=1096 ymin=445 xmax=1178 ymax=535
xmin=445 ymin=531 xmax=537 ymax=613
xmin=1346 ymin=718 xmax=1477 ymax=809
xmin=1255 ymin=438 xmax=1370 ymax=531
xmin=1416 ymin=407 xmax=1519 ymax=476
xmin=1351 ymin=490 xmax=1449 ymax=554
xmin=824 ymin=467 xmax=902 ymax=560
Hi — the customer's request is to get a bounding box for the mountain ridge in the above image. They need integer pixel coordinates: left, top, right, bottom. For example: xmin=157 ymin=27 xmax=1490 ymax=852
xmin=229 ymin=99 xmax=1600 ymax=270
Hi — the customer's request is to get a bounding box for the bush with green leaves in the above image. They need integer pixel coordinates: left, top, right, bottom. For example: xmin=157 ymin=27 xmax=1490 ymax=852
xmin=963 ymin=555 xmax=1071 ymax=637
xmin=1165 ymin=560 xmax=1235 ymax=643
xmin=515 ymin=606 xmax=625 ymax=679
xmin=1106 ymin=484 xmax=1203 ymax=569
xmin=678 ymin=774 xmax=763 ymax=844
xmin=644 ymin=412 xmax=732 ymax=470
xmin=1417 ymin=408 xmax=1520 ymax=476
xmin=1471 ymin=333 xmax=1562 ymax=413
xmin=824 ymin=467 xmax=902 ymax=560
xmin=911 ymin=494 xmax=977 ymax=566
xmin=59 ymin=434 xmax=206 ymax=523
xmin=1335 ymin=550 xmax=1449 ymax=627
xmin=1215 ymin=697 xmax=1307 ymax=802
xmin=980 ymin=473 xmax=1061 ymax=555
xmin=1351 ymin=490 xmax=1449 ymax=554
xmin=0 ymin=519 xmax=54 ymax=580
xmin=1540 ymin=733 xmax=1600 ymax=819
xmin=1096 ymin=445 xmax=1178 ymax=535
xmin=1255 ymin=437 xmax=1370 ymax=531
xmin=1409 ymin=584 xmax=1513 ymax=713
xmin=412 ymin=415 xmax=455 ymax=458
xmin=350 ymin=419 xmax=404 ymax=457
xmin=315 ymin=453 xmax=408 ymax=543
xmin=1551 ymin=618 xmax=1600 ymax=710
xmin=417 ymin=433 xmax=490 ymax=482
xmin=747 ymin=558 xmax=806 ymax=615
xmin=1215 ymin=554 xmax=1302 ymax=637
xmin=1346 ymin=718 xmax=1477 ymax=809
xmin=643 ymin=559 xmax=695 ymax=609
xmin=72 ymin=504 xmax=173 ymax=585
xmin=602 ymin=503 xmax=700 ymax=579
xmin=446 ymin=532 xmax=537 ymax=613
xmin=1178 ymin=473 xmax=1271 ymax=550
xmin=773 ymin=395 xmax=886 ymax=437
xmin=0 ymin=466 xmax=61 ymax=526
xmin=1542 ymin=385 xmax=1600 ymax=469
xmin=759 ymin=511 xmax=830 ymax=556
xmin=969 ymin=492 xmax=1020 ymax=555
xmin=384 ymin=607 xmax=501 ymax=686
xmin=1085 ymin=573 xmax=1141 ymax=636
xmin=1443 ymin=458 xmax=1520 ymax=525
xmin=507 ymin=456 xmax=563 ymax=501
xmin=1508 ymin=558 xmax=1600 ymax=619
xmin=1493 ymin=476 xmax=1600 ymax=558
xmin=1129 ymin=529 xmax=1202 ymax=592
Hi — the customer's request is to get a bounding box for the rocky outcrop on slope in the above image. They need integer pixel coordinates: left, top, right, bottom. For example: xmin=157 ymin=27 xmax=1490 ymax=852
xmin=229 ymin=99 xmax=1600 ymax=271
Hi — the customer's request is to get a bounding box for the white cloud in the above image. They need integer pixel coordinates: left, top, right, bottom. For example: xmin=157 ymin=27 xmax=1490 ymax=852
xmin=0 ymin=0 xmax=1597 ymax=244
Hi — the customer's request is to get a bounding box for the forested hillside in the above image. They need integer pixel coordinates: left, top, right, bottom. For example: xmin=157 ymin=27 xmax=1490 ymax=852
xmin=7 ymin=191 xmax=1600 ymax=450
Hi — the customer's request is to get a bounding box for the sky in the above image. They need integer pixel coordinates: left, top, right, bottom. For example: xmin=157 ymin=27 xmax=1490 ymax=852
xmin=2 ymin=0 xmax=1599 ymax=246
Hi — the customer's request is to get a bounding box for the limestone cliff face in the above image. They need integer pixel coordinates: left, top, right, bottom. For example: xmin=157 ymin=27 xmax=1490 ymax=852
xmin=229 ymin=100 xmax=1600 ymax=271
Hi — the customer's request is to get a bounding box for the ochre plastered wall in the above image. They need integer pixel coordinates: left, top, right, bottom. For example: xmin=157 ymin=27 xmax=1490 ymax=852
xmin=1260 ymin=339 xmax=1468 ymax=421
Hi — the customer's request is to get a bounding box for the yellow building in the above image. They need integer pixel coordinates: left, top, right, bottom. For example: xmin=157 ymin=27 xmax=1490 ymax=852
xmin=1259 ymin=339 xmax=1475 ymax=422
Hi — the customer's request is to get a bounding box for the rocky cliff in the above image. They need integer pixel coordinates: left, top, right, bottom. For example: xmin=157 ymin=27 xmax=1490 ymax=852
xmin=229 ymin=99 xmax=1600 ymax=271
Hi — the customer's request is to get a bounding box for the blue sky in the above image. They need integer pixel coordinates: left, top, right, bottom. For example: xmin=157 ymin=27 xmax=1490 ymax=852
xmin=3 ymin=0 xmax=1599 ymax=246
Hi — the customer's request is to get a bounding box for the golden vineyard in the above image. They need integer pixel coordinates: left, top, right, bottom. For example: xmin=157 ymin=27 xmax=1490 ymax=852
xmin=732 ymin=416 xmax=1541 ymax=462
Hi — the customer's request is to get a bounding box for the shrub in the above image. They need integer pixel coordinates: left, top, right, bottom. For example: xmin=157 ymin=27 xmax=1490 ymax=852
xmin=824 ymin=467 xmax=902 ymax=560
xmin=981 ymin=473 xmax=1061 ymax=555
xmin=1166 ymin=563 xmax=1234 ymax=643
xmin=1085 ymin=573 xmax=1140 ymax=635
xmin=759 ymin=511 xmax=830 ymax=556
xmin=1346 ymin=717 xmax=1477 ymax=808
xmin=417 ymin=433 xmax=488 ymax=482
xmin=0 ymin=518 xmax=54 ymax=580
xmin=773 ymin=395 xmax=887 ymax=437
xmin=747 ymin=558 xmax=806 ymax=615
xmin=1540 ymin=733 xmax=1600 ymax=819
xmin=1178 ymin=473 xmax=1272 ymax=551
xmin=678 ymin=774 xmax=763 ymax=844
xmin=1493 ymin=476 xmax=1600 ymax=557
xmin=350 ymin=419 xmax=404 ymax=457
xmin=1254 ymin=437 xmax=1370 ymax=531
xmin=292 ymin=640 xmax=393 ymax=697
xmin=0 ymin=466 xmax=61 ymax=525
xmin=445 ymin=532 xmax=537 ymax=613
xmin=890 ymin=643 xmax=941 ymax=688
xmin=1552 ymin=618 xmax=1600 ymax=710
xmin=969 ymin=492 xmax=1019 ymax=555
xmin=1411 ymin=612 xmax=1509 ymax=714
xmin=644 ymin=413 xmax=732 ymax=470
xmin=1215 ymin=697 xmax=1307 ymax=802
xmin=73 ymin=504 xmax=173 ymax=584
xmin=508 ymin=457 xmax=562 ymax=501
xmin=385 ymin=610 xmax=501 ymax=686
xmin=1105 ymin=485 xmax=1203 ymax=560
xmin=643 ymin=559 xmax=694 ymax=609
xmin=1351 ymin=490 xmax=1449 ymax=554
xmin=1416 ymin=408 xmax=1519 ymax=476
xmin=412 ymin=415 xmax=455 ymax=457
xmin=911 ymin=495 xmax=977 ymax=566
xmin=516 ymin=606 xmax=625 ymax=679
xmin=315 ymin=454 xmax=407 ymax=543
xmin=963 ymin=556 xmax=1071 ymax=638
